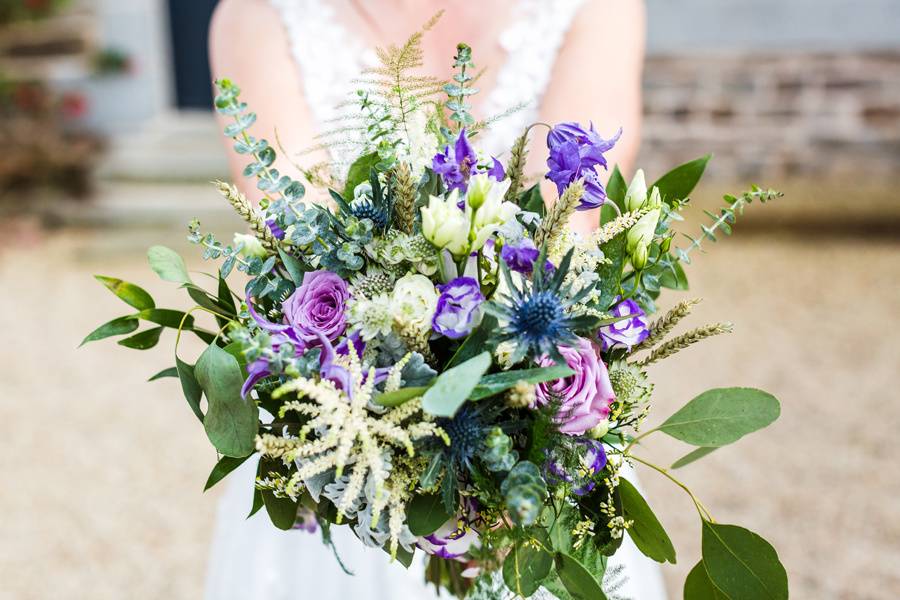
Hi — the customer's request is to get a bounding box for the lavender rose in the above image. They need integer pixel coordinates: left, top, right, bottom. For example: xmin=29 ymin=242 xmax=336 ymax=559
xmin=283 ymin=270 xmax=349 ymax=343
xmin=599 ymin=298 xmax=649 ymax=351
xmin=534 ymin=337 xmax=616 ymax=436
xmin=432 ymin=277 xmax=485 ymax=339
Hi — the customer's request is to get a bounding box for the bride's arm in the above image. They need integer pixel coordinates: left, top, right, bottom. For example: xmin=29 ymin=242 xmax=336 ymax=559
xmin=209 ymin=0 xmax=327 ymax=205
xmin=537 ymin=0 xmax=647 ymax=234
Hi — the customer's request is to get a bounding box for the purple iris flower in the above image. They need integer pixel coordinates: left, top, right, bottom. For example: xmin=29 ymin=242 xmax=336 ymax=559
xmin=433 ymin=129 xmax=506 ymax=193
xmin=500 ymin=239 xmax=541 ymax=274
xmin=432 ymin=277 xmax=485 ymax=339
xmin=598 ymin=298 xmax=649 ymax=352
xmin=544 ymin=438 xmax=608 ymax=496
xmin=546 ymin=122 xmax=621 ymax=211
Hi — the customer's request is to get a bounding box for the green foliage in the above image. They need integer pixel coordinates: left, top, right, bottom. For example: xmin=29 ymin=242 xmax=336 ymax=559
xmin=147 ymin=246 xmax=192 ymax=285
xmin=501 ymin=461 xmax=548 ymax=527
xmin=342 ymin=152 xmax=381 ymax=200
xmin=407 ymin=493 xmax=452 ymax=536
xmin=468 ymin=365 xmax=574 ymax=401
xmin=619 ymin=478 xmax=677 ymax=564
xmin=554 ymin=552 xmax=608 ymax=600
xmin=204 ymin=455 xmax=251 ymax=491
xmin=684 ymin=561 xmax=728 ymax=599
xmin=445 ymin=43 xmax=478 ymax=127
xmin=117 ymin=326 xmax=164 ymax=350
xmin=148 ymin=366 xmax=178 ymax=381
xmin=659 ymin=387 xmax=780 ymax=448
xmin=94 ymin=276 xmax=155 ymax=310
xmin=671 ymin=446 xmax=719 ymax=469
xmin=503 ymin=530 xmax=553 ymax=597
xmin=175 ymin=357 xmax=204 ymax=422
xmin=446 ymin=314 xmax=497 ymax=369
xmin=600 ymin=164 xmax=628 ymax=224
xmin=80 ymin=316 xmax=138 ymax=346
xmin=595 ymin=234 xmax=627 ymax=309
xmin=652 ymin=155 xmax=711 ymax=205
xmin=257 ymin=459 xmax=299 ymax=531
xmin=195 ymin=344 xmax=258 ymax=458
xmin=518 ymin=184 xmax=546 ymax=217
xmin=374 ymin=385 xmax=431 ymax=407
xmin=701 ymin=521 xmax=788 ymax=600
xmin=422 ymin=351 xmax=492 ymax=417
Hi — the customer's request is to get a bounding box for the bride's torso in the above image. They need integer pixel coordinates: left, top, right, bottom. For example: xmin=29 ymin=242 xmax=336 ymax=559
xmin=267 ymin=0 xmax=590 ymax=164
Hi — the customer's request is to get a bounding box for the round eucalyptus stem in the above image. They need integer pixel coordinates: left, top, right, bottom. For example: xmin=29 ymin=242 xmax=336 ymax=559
xmin=628 ymin=454 xmax=714 ymax=522
xmin=621 ymin=426 xmax=660 ymax=454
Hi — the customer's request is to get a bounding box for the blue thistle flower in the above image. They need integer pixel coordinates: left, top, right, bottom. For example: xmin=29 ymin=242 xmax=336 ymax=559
xmin=438 ymin=404 xmax=490 ymax=472
xmin=486 ymin=247 xmax=599 ymax=364
xmin=350 ymin=199 xmax=388 ymax=229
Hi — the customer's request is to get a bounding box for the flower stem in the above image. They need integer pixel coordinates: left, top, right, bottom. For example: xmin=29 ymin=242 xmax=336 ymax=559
xmin=628 ymin=454 xmax=714 ymax=522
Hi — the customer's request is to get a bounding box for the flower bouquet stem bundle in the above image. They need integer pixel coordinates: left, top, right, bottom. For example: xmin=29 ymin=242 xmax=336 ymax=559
xmin=85 ymin=18 xmax=787 ymax=600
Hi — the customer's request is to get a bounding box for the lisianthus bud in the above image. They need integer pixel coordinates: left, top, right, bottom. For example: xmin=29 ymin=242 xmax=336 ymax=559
xmin=466 ymin=174 xmax=517 ymax=251
xmin=587 ymin=420 xmax=610 ymax=440
xmin=647 ymin=186 xmax=662 ymax=210
xmin=465 ymin=173 xmax=491 ymax=210
xmin=233 ymin=233 xmax=267 ymax=258
xmin=421 ymin=190 xmax=470 ymax=257
xmin=626 ymin=208 xmax=660 ymax=269
xmin=624 ymin=169 xmax=647 ymax=212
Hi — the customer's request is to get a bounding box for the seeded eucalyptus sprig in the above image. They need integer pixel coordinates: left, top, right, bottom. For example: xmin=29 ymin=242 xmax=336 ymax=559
xmin=445 ymin=43 xmax=478 ymax=128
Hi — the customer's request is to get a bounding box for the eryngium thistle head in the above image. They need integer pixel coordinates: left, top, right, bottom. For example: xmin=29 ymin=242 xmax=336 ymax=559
xmin=350 ymin=199 xmax=388 ymax=230
xmin=438 ymin=404 xmax=487 ymax=471
xmin=350 ymin=268 xmax=394 ymax=298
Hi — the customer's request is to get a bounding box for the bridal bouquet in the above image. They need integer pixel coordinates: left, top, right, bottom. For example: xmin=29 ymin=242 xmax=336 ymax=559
xmin=85 ymin=21 xmax=788 ymax=600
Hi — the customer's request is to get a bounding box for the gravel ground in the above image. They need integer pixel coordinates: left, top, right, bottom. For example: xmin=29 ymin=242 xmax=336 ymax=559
xmin=0 ymin=221 xmax=897 ymax=600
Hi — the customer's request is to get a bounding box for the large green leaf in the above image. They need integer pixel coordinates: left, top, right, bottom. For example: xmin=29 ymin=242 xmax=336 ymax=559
xmin=596 ymin=234 xmax=627 ymax=309
xmin=137 ymin=308 xmax=194 ymax=329
xmin=519 ymin=184 xmax=546 ymax=217
xmin=554 ymin=552 xmax=608 ymax=600
xmin=422 ymin=352 xmax=492 ymax=417
xmin=278 ymin=248 xmax=309 ymax=286
xmin=684 ymin=561 xmax=729 ymax=599
xmin=117 ymin=326 xmax=164 ymax=350
xmin=599 ymin=165 xmax=628 ymax=225
xmin=658 ymin=388 xmax=780 ymax=447
xmin=406 ymin=494 xmax=452 ymax=536
xmin=195 ymin=344 xmax=258 ymax=457
xmin=175 ymin=357 xmax=204 ymax=422
xmin=204 ymin=455 xmax=251 ymax=491
xmin=701 ymin=521 xmax=788 ymax=600
xmin=468 ymin=365 xmax=574 ymax=401
xmin=503 ymin=532 xmax=554 ymax=597
xmin=80 ymin=316 xmax=139 ymax=346
xmin=342 ymin=152 xmax=380 ymax=199
xmin=446 ymin=314 xmax=498 ymax=369
xmin=94 ymin=276 xmax=155 ymax=310
xmin=148 ymin=245 xmax=192 ymax=285
xmin=374 ymin=386 xmax=431 ymax=408
xmin=651 ymin=155 xmax=711 ymax=205
xmin=672 ymin=447 xmax=719 ymax=469
xmin=619 ymin=478 xmax=676 ymax=564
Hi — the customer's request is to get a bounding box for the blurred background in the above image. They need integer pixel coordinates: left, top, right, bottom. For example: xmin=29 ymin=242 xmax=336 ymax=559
xmin=1 ymin=0 xmax=898 ymax=598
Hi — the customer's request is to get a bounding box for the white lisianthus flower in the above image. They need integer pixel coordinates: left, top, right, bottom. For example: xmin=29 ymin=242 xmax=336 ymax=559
xmin=391 ymin=274 xmax=439 ymax=330
xmin=626 ymin=208 xmax=661 ymax=269
xmin=624 ymin=169 xmax=648 ymax=212
xmin=233 ymin=233 xmax=267 ymax=258
xmin=465 ymin=175 xmax=518 ymax=252
xmin=421 ymin=190 xmax=470 ymax=257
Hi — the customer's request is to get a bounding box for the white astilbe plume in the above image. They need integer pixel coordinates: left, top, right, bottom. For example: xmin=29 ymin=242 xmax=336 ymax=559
xmin=265 ymin=344 xmax=446 ymax=557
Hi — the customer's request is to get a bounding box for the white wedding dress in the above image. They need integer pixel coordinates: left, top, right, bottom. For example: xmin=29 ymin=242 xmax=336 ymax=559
xmin=204 ymin=1 xmax=668 ymax=598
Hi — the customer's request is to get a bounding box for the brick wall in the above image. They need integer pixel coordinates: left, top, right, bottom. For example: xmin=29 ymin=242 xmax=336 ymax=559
xmin=639 ymin=51 xmax=900 ymax=181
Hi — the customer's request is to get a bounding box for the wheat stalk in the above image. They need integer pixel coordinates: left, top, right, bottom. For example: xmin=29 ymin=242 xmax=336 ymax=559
xmin=213 ymin=180 xmax=279 ymax=252
xmin=637 ymin=323 xmax=733 ymax=366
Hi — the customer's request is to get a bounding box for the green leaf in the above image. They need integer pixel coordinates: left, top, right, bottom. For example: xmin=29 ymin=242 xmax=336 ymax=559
xmin=217 ymin=275 xmax=237 ymax=315
xmin=195 ymin=344 xmax=259 ymax=457
xmin=468 ymin=365 xmax=574 ymax=401
xmin=659 ymin=260 xmax=690 ymax=291
xmin=445 ymin=314 xmax=497 ymax=369
xmin=176 ymin=357 xmax=204 ymax=422
xmin=406 ymin=494 xmax=452 ymax=536
xmin=80 ymin=316 xmax=139 ymax=346
xmin=148 ymin=366 xmax=178 ymax=381
xmin=94 ymin=276 xmax=155 ymax=310
xmin=672 ymin=447 xmax=719 ymax=469
xmin=652 ymin=155 xmax=711 ymax=205
xmin=262 ymin=490 xmax=298 ymax=530
xmin=503 ymin=532 xmax=554 ymax=597
xmin=204 ymin=455 xmax=251 ymax=491
xmin=278 ymin=248 xmax=309 ymax=286
xmin=137 ymin=308 xmax=194 ymax=329
xmin=554 ymin=552 xmax=608 ymax=600
xmin=619 ymin=478 xmax=676 ymax=564
xmin=701 ymin=521 xmax=788 ymax=600
xmin=117 ymin=326 xmax=164 ymax=350
xmin=148 ymin=245 xmax=192 ymax=285
xmin=248 ymin=489 xmax=264 ymax=519
xmin=422 ymin=352 xmax=492 ymax=417
xmin=393 ymin=545 xmax=415 ymax=569
xmin=659 ymin=388 xmax=780 ymax=447
xmin=606 ymin=165 xmax=628 ymax=207
xmin=519 ymin=184 xmax=546 ymax=216
xmin=684 ymin=561 xmax=729 ymax=599
xmin=596 ymin=234 xmax=627 ymax=309
xmin=374 ymin=385 xmax=430 ymax=408
xmin=342 ymin=152 xmax=380 ymax=199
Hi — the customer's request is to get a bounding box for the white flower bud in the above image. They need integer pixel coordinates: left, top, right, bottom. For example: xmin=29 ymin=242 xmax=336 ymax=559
xmin=421 ymin=190 xmax=470 ymax=257
xmin=233 ymin=233 xmax=267 ymax=258
xmin=624 ymin=169 xmax=648 ymax=212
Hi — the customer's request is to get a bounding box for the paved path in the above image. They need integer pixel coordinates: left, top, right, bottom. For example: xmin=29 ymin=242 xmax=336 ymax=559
xmin=0 ymin=221 xmax=897 ymax=599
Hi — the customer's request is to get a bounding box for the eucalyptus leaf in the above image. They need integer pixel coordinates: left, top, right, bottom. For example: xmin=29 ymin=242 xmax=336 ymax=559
xmin=701 ymin=521 xmax=788 ymax=600
xmin=195 ymin=344 xmax=258 ymax=457
xmin=374 ymin=386 xmax=430 ymax=408
xmin=652 ymin=155 xmax=711 ymax=205
xmin=422 ymin=352 xmax=492 ymax=417
xmin=672 ymin=447 xmax=719 ymax=470
xmin=659 ymin=388 xmax=780 ymax=447
xmin=204 ymin=455 xmax=251 ymax=491
xmin=406 ymin=494 xmax=452 ymax=536
xmin=148 ymin=246 xmax=192 ymax=285
xmin=554 ymin=552 xmax=608 ymax=600
xmin=619 ymin=478 xmax=676 ymax=564
xmin=80 ymin=316 xmax=139 ymax=346
xmin=468 ymin=365 xmax=574 ymax=401
xmin=684 ymin=561 xmax=729 ymax=600
xmin=502 ymin=532 xmax=554 ymax=597
xmin=94 ymin=276 xmax=155 ymax=310
xmin=117 ymin=326 xmax=164 ymax=350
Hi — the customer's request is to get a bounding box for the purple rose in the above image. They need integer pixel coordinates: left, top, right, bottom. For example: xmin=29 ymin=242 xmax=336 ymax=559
xmin=500 ymin=239 xmax=541 ymax=274
xmin=433 ymin=129 xmax=506 ymax=193
xmin=599 ymin=299 xmax=649 ymax=352
xmin=432 ymin=277 xmax=485 ymax=339
xmin=534 ymin=337 xmax=616 ymax=436
xmin=283 ymin=270 xmax=349 ymax=343
xmin=546 ymin=122 xmax=621 ymax=211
